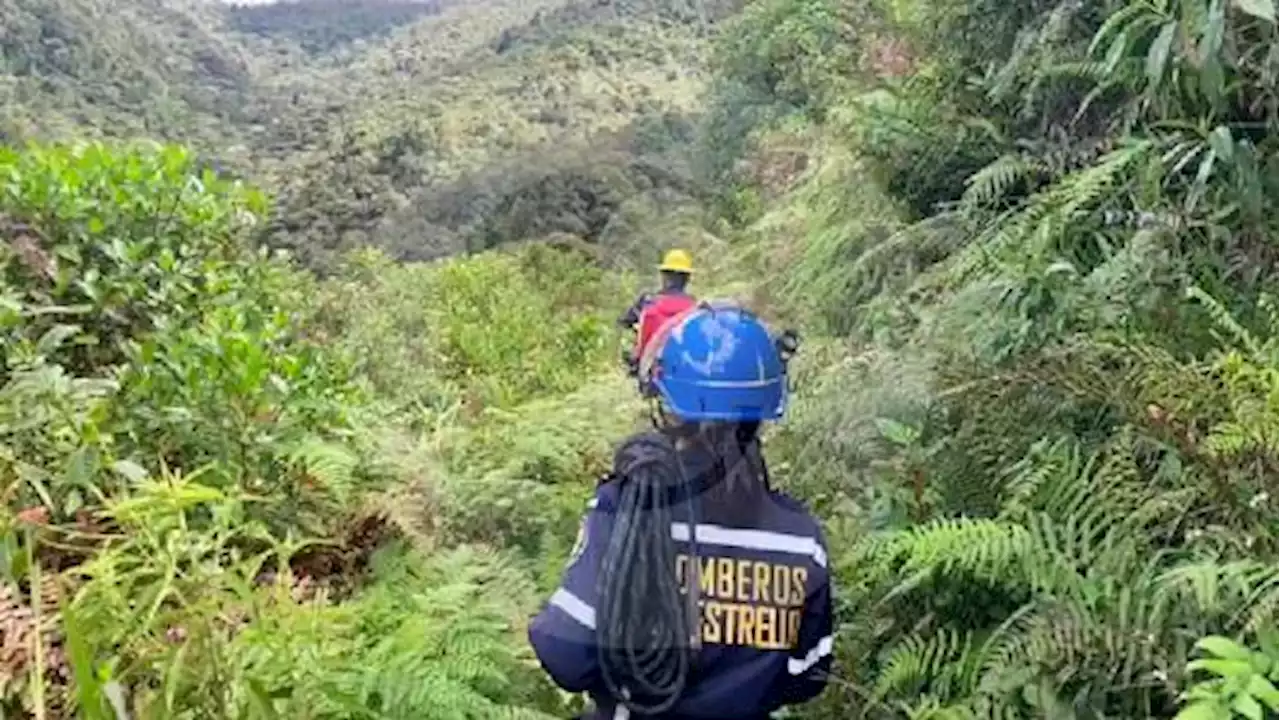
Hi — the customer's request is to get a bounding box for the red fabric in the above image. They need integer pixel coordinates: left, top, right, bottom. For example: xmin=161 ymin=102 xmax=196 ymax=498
xmin=636 ymin=293 xmax=696 ymax=358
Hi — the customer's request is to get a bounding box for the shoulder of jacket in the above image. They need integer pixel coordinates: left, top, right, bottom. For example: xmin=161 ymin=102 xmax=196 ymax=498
xmin=768 ymin=490 xmax=824 ymax=535
xmin=586 ymin=473 xmax=622 ymax=512
xmin=767 ymin=488 xmax=807 ymax=512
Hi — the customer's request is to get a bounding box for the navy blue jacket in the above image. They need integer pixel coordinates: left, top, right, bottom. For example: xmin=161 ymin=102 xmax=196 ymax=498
xmin=528 ymin=470 xmax=834 ymax=719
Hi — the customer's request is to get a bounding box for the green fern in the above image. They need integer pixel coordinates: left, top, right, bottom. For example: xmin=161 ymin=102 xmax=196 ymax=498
xmin=231 ymin=545 xmax=560 ymax=719
xmin=960 ymin=155 xmax=1046 ymax=211
xmin=874 ymin=628 xmax=983 ymax=703
xmin=289 ymin=436 xmax=360 ymax=506
xmin=943 ymin=141 xmax=1153 ymax=289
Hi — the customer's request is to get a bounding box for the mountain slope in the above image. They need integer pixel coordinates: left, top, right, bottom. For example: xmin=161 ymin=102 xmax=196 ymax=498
xmin=1 ymin=0 xmax=732 ymax=270
xmin=0 ymin=0 xmax=254 ymax=142
xmin=264 ymin=5 xmax=718 ymax=267
xmin=239 ymin=0 xmax=733 ymax=269
xmin=225 ymin=0 xmax=448 ymax=55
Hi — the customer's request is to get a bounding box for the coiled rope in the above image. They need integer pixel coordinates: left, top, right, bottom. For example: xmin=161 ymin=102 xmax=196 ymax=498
xmin=596 ymin=432 xmax=701 ymax=716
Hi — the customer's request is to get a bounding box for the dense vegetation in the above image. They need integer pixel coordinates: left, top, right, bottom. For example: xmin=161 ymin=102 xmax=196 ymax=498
xmin=0 ymin=0 xmax=1275 ymax=718
xmin=226 ymin=0 xmax=447 ymax=54
xmin=713 ymin=0 xmax=1279 ymax=716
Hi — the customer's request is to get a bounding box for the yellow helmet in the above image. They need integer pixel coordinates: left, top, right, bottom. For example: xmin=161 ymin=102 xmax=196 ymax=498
xmin=658 ymin=249 xmax=694 ymax=275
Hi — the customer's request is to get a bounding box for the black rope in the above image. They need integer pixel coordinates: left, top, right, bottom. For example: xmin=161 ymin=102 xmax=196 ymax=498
xmin=596 ymin=432 xmax=700 ymax=716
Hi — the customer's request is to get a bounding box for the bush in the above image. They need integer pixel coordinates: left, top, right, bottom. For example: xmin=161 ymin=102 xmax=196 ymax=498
xmin=0 ymin=142 xmax=439 ymax=717
xmin=0 ymin=142 xmax=266 ymax=375
xmin=711 ymin=0 xmax=1280 ymax=715
xmin=0 ymin=142 xmax=374 ymax=533
xmin=316 ymin=243 xmax=625 ymax=417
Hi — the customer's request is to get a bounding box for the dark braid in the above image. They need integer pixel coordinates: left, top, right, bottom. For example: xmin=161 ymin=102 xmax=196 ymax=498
xmin=596 ymin=432 xmax=701 ymax=715
xmin=687 ymin=421 xmax=768 ymax=527
xmin=595 ymin=422 xmax=773 ymax=714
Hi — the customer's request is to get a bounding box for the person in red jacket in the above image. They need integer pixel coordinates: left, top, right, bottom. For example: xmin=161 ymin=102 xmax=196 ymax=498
xmin=617 ymin=249 xmax=697 ymax=385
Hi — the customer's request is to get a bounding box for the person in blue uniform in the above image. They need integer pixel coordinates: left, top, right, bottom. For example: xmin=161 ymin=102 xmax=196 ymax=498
xmin=528 ymin=303 xmax=834 ymax=719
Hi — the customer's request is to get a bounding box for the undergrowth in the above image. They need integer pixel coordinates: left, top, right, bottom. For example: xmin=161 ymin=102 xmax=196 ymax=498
xmin=0 ymin=0 xmax=1275 ymax=718
xmin=0 ymin=141 xmax=619 ymax=718
xmin=713 ymin=0 xmax=1279 ymax=717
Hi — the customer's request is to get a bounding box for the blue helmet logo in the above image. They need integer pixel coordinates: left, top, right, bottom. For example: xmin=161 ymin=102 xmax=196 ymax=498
xmin=648 ymin=304 xmax=788 ymax=422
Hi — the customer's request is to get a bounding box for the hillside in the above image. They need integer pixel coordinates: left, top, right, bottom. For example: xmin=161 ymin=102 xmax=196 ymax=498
xmin=3 ymin=0 xmax=729 ymax=268
xmin=225 ymin=0 xmax=449 ymax=54
xmin=0 ymin=0 xmax=253 ymax=142
xmin=260 ymin=0 xmax=724 ymax=268
xmin=0 ymin=0 xmax=1276 ymax=718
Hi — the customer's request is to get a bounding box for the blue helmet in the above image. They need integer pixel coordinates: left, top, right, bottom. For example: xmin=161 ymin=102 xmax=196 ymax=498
xmin=646 ymin=303 xmax=788 ymax=422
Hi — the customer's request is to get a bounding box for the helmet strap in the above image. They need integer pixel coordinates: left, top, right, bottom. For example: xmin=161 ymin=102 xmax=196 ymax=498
xmin=648 ymin=399 xmax=684 ymax=434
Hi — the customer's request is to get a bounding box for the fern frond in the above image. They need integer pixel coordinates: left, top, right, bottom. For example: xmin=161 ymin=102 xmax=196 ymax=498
xmin=960 ymin=155 xmax=1045 ymax=211
xmin=1156 ymin=560 xmax=1279 ymax=629
xmin=289 ymin=436 xmax=360 ymax=505
xmin=945 ymin=141 xmax=1154 ymax=287
xmin=1186 ymin=286 xmax=1264 ymax=360
xmin=876 ymin=628 xmax=984 ymax=702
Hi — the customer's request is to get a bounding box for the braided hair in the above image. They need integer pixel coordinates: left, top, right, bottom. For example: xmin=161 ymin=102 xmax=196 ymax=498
xmin=595 ymin=422 xmax=769 ymax=715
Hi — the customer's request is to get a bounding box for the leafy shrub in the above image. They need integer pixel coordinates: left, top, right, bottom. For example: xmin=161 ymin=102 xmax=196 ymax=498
xmin=0 ymin=142 xmax=425 ymax=717
xmin=1175 ymin=634 xmax=1279 ymax=720
xmin=430 ymin=249 xmax=609 ymax=399
xmin=318 ymin=243 xmax=622 ymax=416
xmin=0 ymin=142 xmax=266 ymax=375
xmin=0 ymin=142 xmax=373 ymax=533
xmin=114 ymin=300 xmax=369 ymax=537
